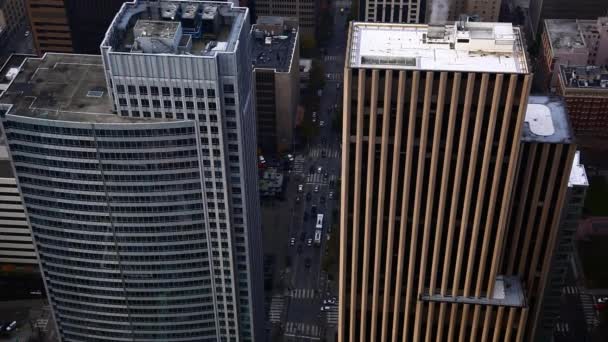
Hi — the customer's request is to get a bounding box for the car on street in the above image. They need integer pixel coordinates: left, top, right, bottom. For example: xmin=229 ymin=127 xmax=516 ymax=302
xmin=319 ymin=120 xmax=325 ymax=127
xmin=297 ymin=245 xmax=303 ymax=254
xmin=286 ymin=153 xmax=294 ymax=162
xmin=320 ymin=306 xmax=331 ymax=311
xmin=25 ymin=31 xmax=30 ymax=37
xmin=305 ymin=258 xmax=311 ymax=268
xmin=328 ymin=191 xmax=334 ymax=199
xmin=300 ymin=232 xmax=306 ymax=242
xmin=323 ymin=298 xmax=336 ymax=305
xmin=312 ymin=112 xmax=317 ymax=123
xmin=309 ymin=165 xmax=315 ymax=174
xmin=289 ymin=238 xmax=295 ymax=246
xmin=307 ymin=238 xmax=313 ymax=247
xmin=314 ymin=185 xmax=319 ymax=193
xmin=320 ymin=196 xmax=325 ymax=204
xmin=317 ymin=166 xmax=323 ymax=173
xmin=306 ymin=192 xmax=312 ymax=201
xmin=311 ymin=205 xmax=317 ymax=215
xmin=298 ymin=184 xmax=303 ymax=192
xmin=596 ymin=297 xmax=608 ymax=310
xmin=296 ymin=196 xmax=301 ymax=203
xmin=303 ymin=211 xmax=309 ymax=221
xmin=323 ymin=172 xmax=329 ymax=179
xmin=326 ymin=73 xmax=331 ymax=80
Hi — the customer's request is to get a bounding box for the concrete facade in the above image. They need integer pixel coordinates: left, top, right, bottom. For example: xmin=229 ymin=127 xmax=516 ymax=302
xmin=425 ymin=0 xmax=502 ymax=23
xmin=255 ymin=0 xmax=318 ymax=39
xmin=528 ymin=0 xmax=608 ymax=38
xmin=0 ymin=0 xmax=27 ymax=49
xmin=362 ymin=0 xmax=423 ymax=23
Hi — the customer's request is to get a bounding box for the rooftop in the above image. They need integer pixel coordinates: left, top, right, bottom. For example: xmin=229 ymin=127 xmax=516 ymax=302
xmin=251 ymin=17 xmax=298 ymax=73
xmin=0 ymin=54 xmax=35 ymax=94
xmin=521 ymin=96 xmax=573 ymax=144
xmin=544 ymin=19 xmax=587 ymax=51
xmin=348 ymin=21 xmax=528 ymax=73
xmin=559 ymin=65 xmax=608 ymax=89
xmin=0 ymin=54 xmax=163 ymax=124
xmin=102 ymin=0 xmax=247 ymax=56
xmin=569 ymin=151 xmax=589 ymax=187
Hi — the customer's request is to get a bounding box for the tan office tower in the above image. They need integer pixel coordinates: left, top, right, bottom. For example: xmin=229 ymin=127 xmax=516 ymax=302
xmin=339 ymin=20 xmax=576 ymax=341
xmin=362 ymin=0 xmax=423 ymax=23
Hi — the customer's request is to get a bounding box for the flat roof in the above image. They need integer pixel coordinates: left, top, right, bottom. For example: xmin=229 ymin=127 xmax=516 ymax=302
xmin=0 ymin=54 xmax=163 ymax=124
xmin=569 ymin=151 xmax=588 ymax=187
xmin=544 ymin=19 xmax=587 ymax=51
xmin=0 ymin=54 xmax=35 ymax=94
xmin=348 ymin=21 xmax=528 ymax=73
xmin=521 ymin=96 xmax=573 ymax=144
xmin=102 ymin=0 xmax=247 ymax=56
xmin=560 ymin=65 xmax=608 ymax=90
xmin=251 ymin=18 xmax=298 ymax=72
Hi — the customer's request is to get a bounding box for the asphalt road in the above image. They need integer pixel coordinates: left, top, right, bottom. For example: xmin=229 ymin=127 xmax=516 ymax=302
xmin=281 ymin=3 xmax=349 ymax=341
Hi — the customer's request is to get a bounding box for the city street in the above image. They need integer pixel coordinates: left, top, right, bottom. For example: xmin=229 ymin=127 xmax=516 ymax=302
xmin=277 ymin=2 xmax=350 ymax=341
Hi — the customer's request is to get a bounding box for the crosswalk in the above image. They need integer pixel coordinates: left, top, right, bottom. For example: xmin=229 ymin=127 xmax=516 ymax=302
xmin=562 ymin=286 xmax=580 ymax=295
xmin=323 ymin=55 xmax=340 ymax=62
xmin=289 ymin=288 xmax=316 ymax=300
xmin=306 ymin=173 xmax=337 ymax=185
xmin=285 ymin=322 xmax=322 ymax=340
xmin=268 ymin=295 xmax=285 ymax=323
xmin=309 ymin=147 xmax=340 ymax=159
xmin=579 ymin=293 xmax=600 ymax=328
xmin=326 ymin=306 xmax=338 ymax=326
xmin=293 ymin=155 xmax=306 ymax=174
xmin=326 ymin=72 xmax=343 ymax=81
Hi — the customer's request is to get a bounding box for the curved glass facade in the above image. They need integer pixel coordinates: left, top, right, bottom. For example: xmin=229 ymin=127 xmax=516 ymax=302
xmin=4 ymin=117 xmax=220 ymax=341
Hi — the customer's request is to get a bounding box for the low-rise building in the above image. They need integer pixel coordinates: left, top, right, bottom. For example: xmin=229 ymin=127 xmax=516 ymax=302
xmin=557 ymin=65 xmax=608 ymax=138
xmin=252 ymin=17 xmax=299 ymax=154
xmin=0 ymin=0 xmax=26 ymax=49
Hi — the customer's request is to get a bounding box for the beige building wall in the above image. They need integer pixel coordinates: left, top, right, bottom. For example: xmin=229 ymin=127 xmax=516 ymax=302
xmin=363 ymin=0 xmax=422 ymax=23
xmin=255 ymin=0 xmax=317 ymax=39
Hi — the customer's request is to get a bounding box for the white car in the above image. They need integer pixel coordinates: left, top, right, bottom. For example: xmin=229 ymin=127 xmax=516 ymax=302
xmin=328 ymin=191 xmax=334 ymax=199
xmin=287 ymin=153 xmax=294 ymax=161
xmin=307 ymin=238 xmax=313 ymax=246
xmin=317 ymin=166 xmax=323 ymax=173
xmin=319 ymin=120 xmax=325 ymax=127
xmin=323 ymin=298 xmax=336 ymax=305
xmin=289 ymin=238 xmax=295 ymax=246
xmin=312 ymin=112 xmax=317 ymax=123
xmin=258 ymin=155 xmax=266 ymax=164
xmin=314 ymin=185 xmax=319 ymax=193
xmin=320 ymin=306 xmax=331 ymax=311
xmin=298 ymin=184 xmax=304 ymax=192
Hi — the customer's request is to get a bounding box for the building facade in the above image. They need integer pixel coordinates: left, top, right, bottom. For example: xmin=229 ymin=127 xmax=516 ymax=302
xmin=25 ymin=0 xmax=127 ymax=54
xmin=339 ymin=20 xmax=576 ymax=341
xmin=557 ymin=65 xmax=608 ymax=139
xmin=1 ymin=1 xmax=264 ymax=341
xmin=361 ymin=0 xmax=424 ymax=23
xmin=0 ymin=141 xmax=36 ymax=272
xmin=425 ymin=0 xmax=502 ymax=23
xmin=535 ymin=151 xmax=588 ymax=341
xmin=255 ymin=0 xmax=317 ymax=39
xmin=252 ymin=17 xmax=299 ymax=154
xmin=0 ymin=0 xmax=27 ymax=49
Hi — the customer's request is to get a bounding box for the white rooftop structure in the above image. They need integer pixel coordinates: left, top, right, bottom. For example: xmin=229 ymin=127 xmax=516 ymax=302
xmin=349 ymin=21 xmax=528 ymax=73
xmin=525 ymin=104 xmax=555 ymax=137
xmin=568 ymin=151 xmax=589 ymax=187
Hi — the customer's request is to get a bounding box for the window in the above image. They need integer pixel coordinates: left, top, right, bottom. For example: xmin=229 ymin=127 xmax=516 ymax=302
xmin=166 ymin=113 xmax=174 ymax=119
xmin=154 ymin=112 xmax=162 ymax=118
xmin=187 ymin=113 xmax=195 ymax=120
xmin=208 ymin=102 xmax=217 ymax=110
xmin=132 ymin=111 xmax=140 ymax=117
xmin=141 ymin=99 xmax=149 ymax=107
xmin=223 ymin=84 xmax=234 ymax=93
xmin=143 ymin=111 xmax=151 ymax=118
xmin=225 ymin=97 xmax=235 ymax=105
xmin=207 ymin=89 xmax=216 ymax=98
xmin=173 ymin=87 xmax=181 ymax=96
xmin=196 ymin=88 xmax=205 ymax=98
xmin=128 ymin=85 xmax=136 ymax=94
xmin=176 ymin=113 xmax=184 ymax=119
xmin=211 ymin=126 xmax=219 ymax=134
xmin=162 ymin=87 xmax=171 ymax=96
xmin=210 ymin=115 xmax=218 ymax=122
xmin=212 ymin=138 xmax=220 ymax=145
xmin=227 ymin=121 xmax=237 ymax=129
xmin=130 ymin=99 xmax=138 ymax=107
xmin=197 ymin=102 xmax=205 ymax=110
xmin=116 ymin=85 xmax=125 ymax=94
xmin=151 ymin=86 xmax=159 ymax=96
xmin=118 ymin=98 xmax=127 ymax=106
xmin=139 ymin=86 xmax=148 ymax=95
xmin=175 ymin=101 xmax=183 ymax=109
xmin=163 ymin=100 xmax=172 ymax=108
xmin=185 ymin=88 xmax=193 ymax=97
xmin=186 ymin=101 xmax=194 ymax=109
xmin=120 ymin=110 xmax=129 ymax=116
xmin=226 ymin=109 xmax=236 ymax=118
xmin=152 ymin=100 xmax=161 ymax=108
xmin=199 ymin=114 xmax=206 ymax=121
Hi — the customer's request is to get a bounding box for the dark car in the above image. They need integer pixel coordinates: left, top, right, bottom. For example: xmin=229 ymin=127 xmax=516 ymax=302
xmin=306 ymin=192 xmax=312 ymax=202
xmin=304 ymin=258 xmax=311 ymax=268
xmin=311 ymin=205 xmax=317 ymax=215
xmin=320 ymin=196 xmax=326 ymax=204
xmin=297 ymin=245 xmax=303 ymax=254
xmin=309 ymin=165 xmax=315 ymax=174
xmin=300 ymin=232 xmax=306 ymax=242
xmin=303 ymin=211 xmax=309 ymax=221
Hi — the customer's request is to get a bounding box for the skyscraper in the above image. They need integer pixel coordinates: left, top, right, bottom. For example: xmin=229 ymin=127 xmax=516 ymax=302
xmin=255 ymin=0 xmax=318 ymax=39
xmin=0 ymin=1 xmax=264 ymax=341
xmin=425 ymin=0 xmax=502 ymax=23
xmin=339 ymin=20 xmax=576 ymax=341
